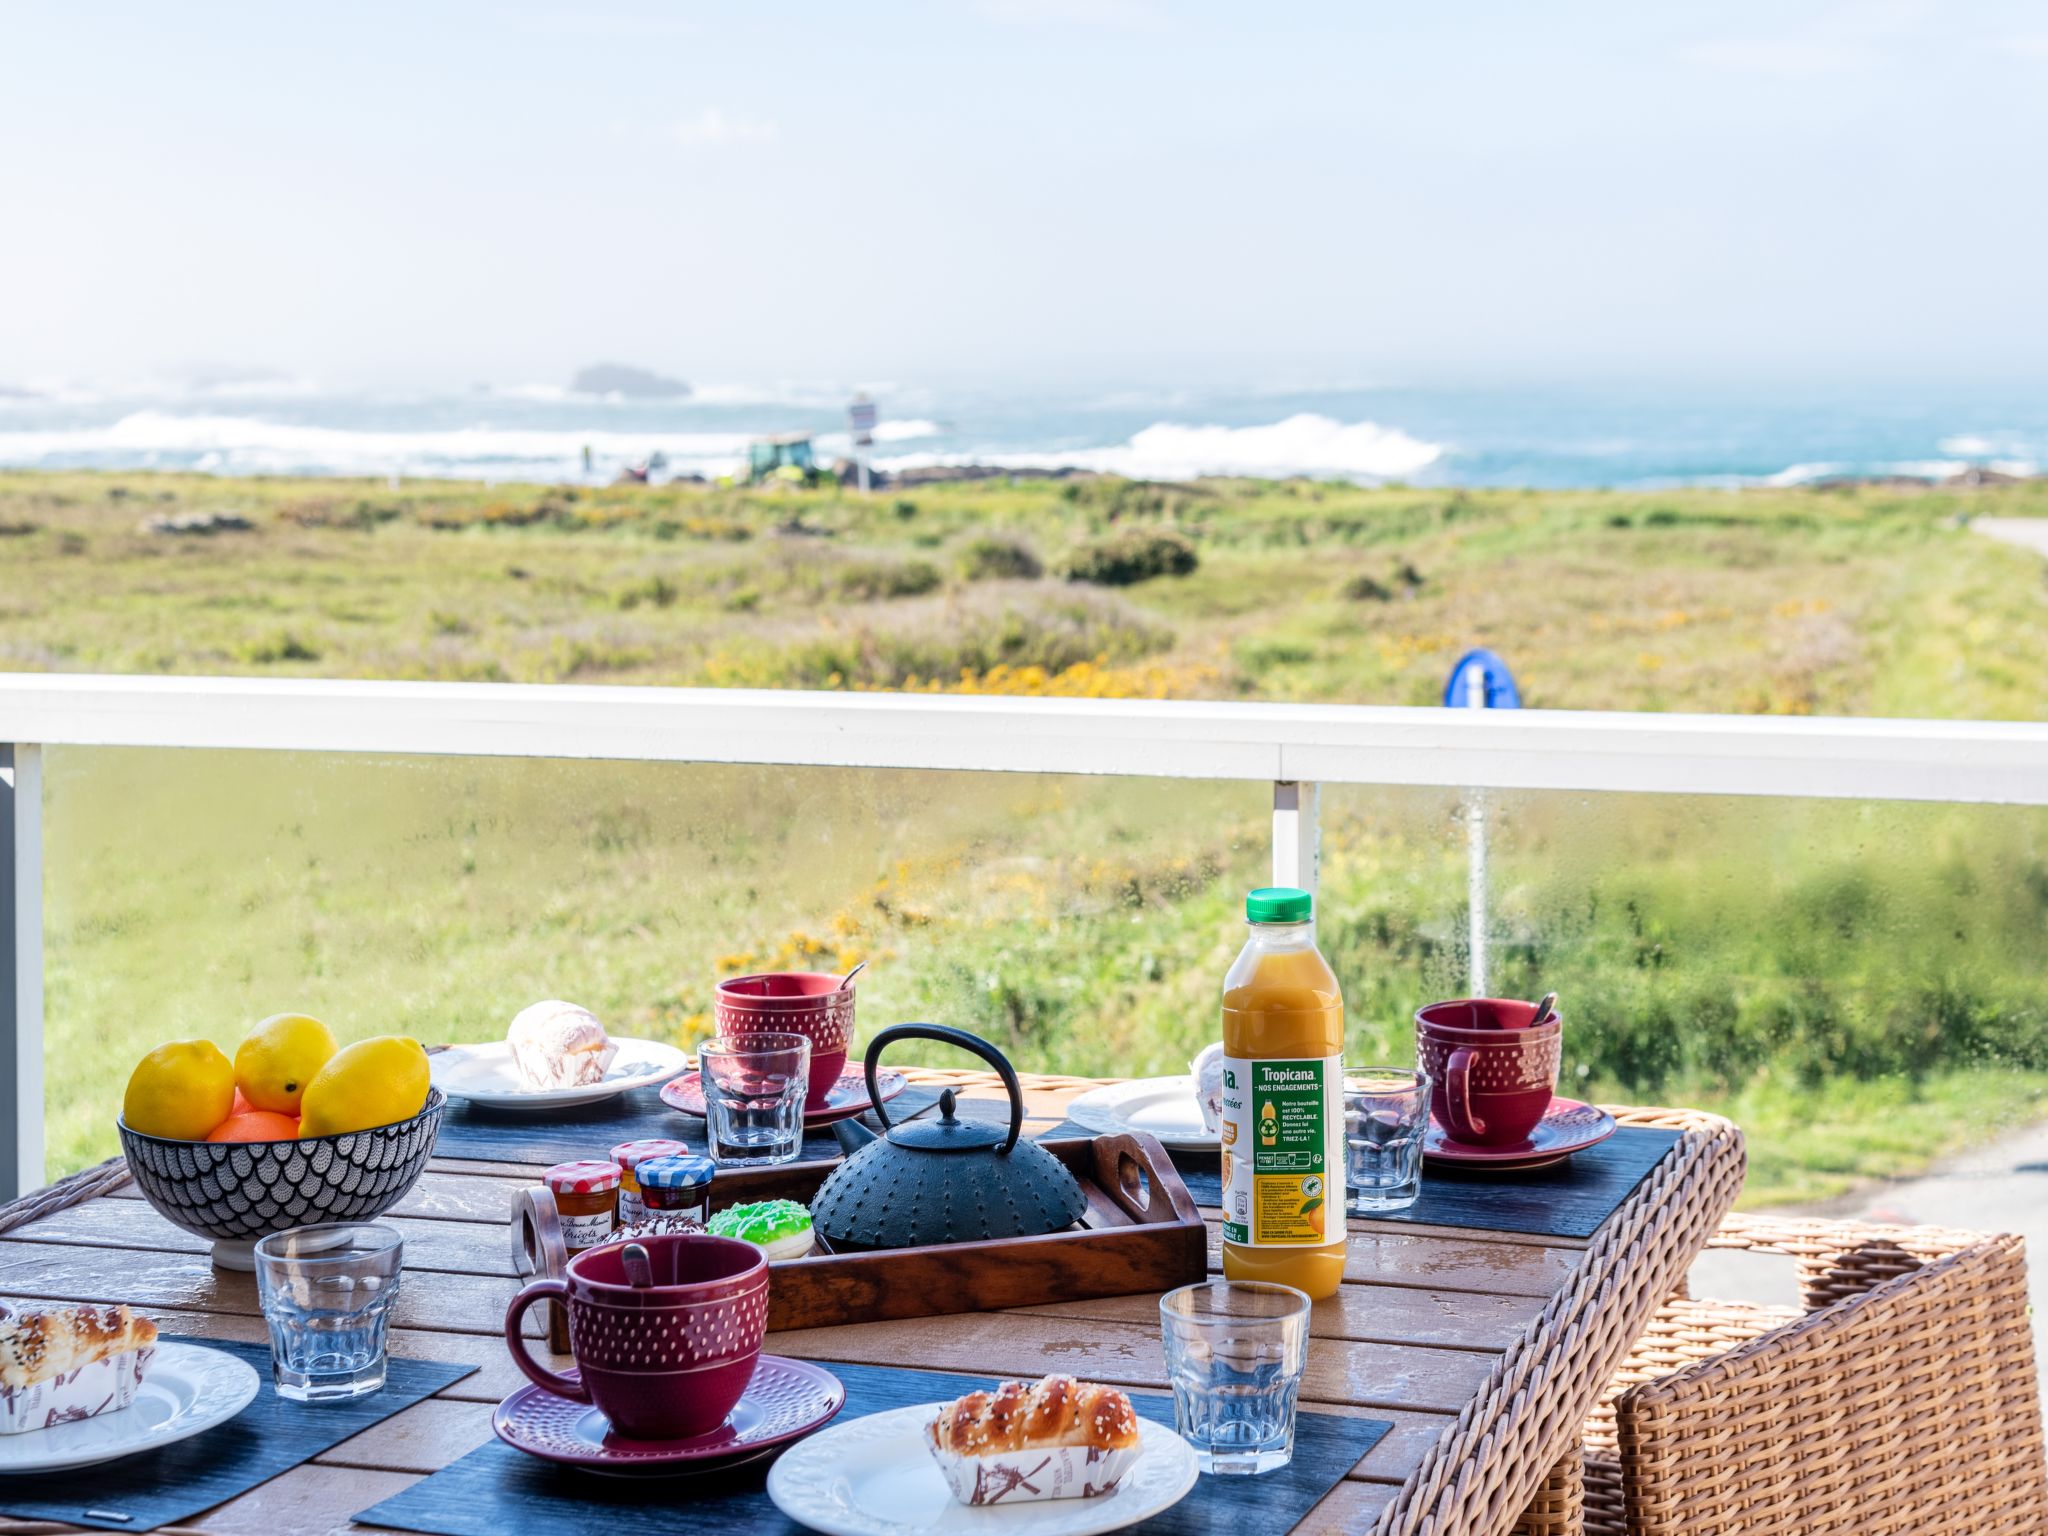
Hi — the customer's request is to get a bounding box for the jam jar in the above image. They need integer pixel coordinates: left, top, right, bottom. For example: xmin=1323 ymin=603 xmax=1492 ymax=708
xmin=634 ymin=1153 xmax=717 ymax=1227
xmin=609 ymin=1138 xmax=690 ymax=1227
xmin=539 ymin=1159 xmax=621 ymax=1352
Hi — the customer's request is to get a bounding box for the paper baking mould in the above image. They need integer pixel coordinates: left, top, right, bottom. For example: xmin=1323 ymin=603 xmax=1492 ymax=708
xmin=0 ymin=1346 xmax=154 ymax=1435
xmin=927 ymin=1433 xmax=1141 ymax=1506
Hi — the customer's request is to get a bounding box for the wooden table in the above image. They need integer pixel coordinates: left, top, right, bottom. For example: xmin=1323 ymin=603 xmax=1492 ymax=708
xmin=0 ymin=1075 xmax=1743 ymax=1536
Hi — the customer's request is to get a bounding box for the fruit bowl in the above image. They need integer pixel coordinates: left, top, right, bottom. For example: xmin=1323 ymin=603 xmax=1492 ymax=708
xmin=117 ymin=1089 xmax=446 ymax=1270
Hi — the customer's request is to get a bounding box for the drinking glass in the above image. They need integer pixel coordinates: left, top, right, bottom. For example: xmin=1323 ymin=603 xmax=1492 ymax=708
xmin=1159 ymin=1279 xmax=1311 ymax=1474
xmin=1344 ymin=1067 xmax=1430 ymax=1213
xmin=699 ymin=1032 xmax=810 ymax=1165
xmin=253 ymin=1222 xmax=403 ymax=1401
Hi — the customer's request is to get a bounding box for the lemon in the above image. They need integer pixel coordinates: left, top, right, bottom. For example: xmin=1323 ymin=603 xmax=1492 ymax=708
xmin=124 ymin=1040 xmax=237 ymax=1140
xmin=298 ymin=1036 xmax=431 ymax=1138
xmin=234 ymin=1013 xmax=337 ymax=1115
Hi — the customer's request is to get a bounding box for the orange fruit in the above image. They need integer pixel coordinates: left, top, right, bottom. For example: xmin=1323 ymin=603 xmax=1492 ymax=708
xmin=205 ymin=1110 xmax=301 ymax=1143
xmin=230 ymin=1088 xmax=254 ymax=1116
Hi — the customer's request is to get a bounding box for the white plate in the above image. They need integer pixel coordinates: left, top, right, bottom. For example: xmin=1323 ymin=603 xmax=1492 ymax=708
xmin=429 ymin=1038 xmax=689 ymax=1109
xmin=1065 ymin=1077 xmax=1217 ymax=1150
xmin=0 ymin=1342 xmax=260 ymax=1474
xmin=767 ymin=1404 xmax=1198 ymax=1536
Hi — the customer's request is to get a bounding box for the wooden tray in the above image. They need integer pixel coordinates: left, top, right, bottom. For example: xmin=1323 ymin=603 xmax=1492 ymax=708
xmin=705 ymin=1132 xmax=1207 ymax=1331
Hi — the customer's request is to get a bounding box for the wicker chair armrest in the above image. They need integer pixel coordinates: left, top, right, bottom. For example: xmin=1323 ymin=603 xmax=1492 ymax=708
xmin=1700 ymin=1212 xmax=2003 ymax=1309
xmin=1616 ymin=1232 xmax=2048 ymax=1535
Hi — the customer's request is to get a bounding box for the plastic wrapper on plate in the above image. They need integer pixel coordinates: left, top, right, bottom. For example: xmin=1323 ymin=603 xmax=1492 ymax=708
xmin=507 ymin=1001 xmax=618 ymax=1090
xmin=927 ymin=1435 xmax=1142 ymax=1505
xmin=1191 ymin=1042 xmax=1225 ymax=1135
xmin=0 ymin=1346 xmax=154 ymax=1435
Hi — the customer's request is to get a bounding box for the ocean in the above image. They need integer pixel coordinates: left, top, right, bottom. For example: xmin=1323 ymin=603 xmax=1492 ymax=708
xmin=0 ymin=377 xmax=2041 ymax=489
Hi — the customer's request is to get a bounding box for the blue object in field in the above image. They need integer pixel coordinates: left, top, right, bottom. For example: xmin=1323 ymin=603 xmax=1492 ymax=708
xmin=1444 ymin=648 xmax=1522 ymax=709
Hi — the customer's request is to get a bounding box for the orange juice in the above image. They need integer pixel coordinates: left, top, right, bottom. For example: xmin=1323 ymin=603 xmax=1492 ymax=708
xmin=1219 ymin=887 xmax=1346 ymax=1300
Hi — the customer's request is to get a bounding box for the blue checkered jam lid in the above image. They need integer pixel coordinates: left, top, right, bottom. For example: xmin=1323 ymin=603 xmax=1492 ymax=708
xmin=636 ymin=1153 xmax=717 ymax=1191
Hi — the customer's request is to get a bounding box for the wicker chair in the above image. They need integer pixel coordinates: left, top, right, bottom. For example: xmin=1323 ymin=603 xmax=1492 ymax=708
xmin=1527 ymin=1213 xmax=2048 ymax=1536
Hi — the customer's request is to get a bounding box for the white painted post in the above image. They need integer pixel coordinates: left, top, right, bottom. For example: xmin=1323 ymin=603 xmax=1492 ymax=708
xmin=1464 ymin=677 xmax=1489 ymax=997
xmin=1 ymin=744 xmax=44 ymax=1199
xmin=1271 ymin=781 xmax=1319 ymax=897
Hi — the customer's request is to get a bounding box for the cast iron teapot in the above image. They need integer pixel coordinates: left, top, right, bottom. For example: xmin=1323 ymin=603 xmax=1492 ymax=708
xmin=812 ymin=1024 xmax=1088 ymax=1252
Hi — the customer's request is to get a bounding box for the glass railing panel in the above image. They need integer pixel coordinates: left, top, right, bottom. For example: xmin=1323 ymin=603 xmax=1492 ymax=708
xmin=1320 ymin=783 xmax=2048 ymax=1214
xmin=41 ymin=745 xmax=1266 ymax=1174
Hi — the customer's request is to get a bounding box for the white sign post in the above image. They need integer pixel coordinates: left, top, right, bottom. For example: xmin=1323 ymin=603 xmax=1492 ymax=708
xmin=849 ymin=394 xmax=877 ymax=494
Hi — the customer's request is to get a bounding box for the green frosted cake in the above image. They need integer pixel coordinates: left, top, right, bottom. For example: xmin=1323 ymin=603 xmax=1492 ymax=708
xmin=707 ymin=1199 xmax=815 ymax=1260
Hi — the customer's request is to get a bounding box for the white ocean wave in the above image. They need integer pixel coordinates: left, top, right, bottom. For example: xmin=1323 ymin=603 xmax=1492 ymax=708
xmin=814 ymin=419 xmax=943 ymax=457
xmin=0 ymin=410 xmax=755 ymax=479
xmin=1762 ymin=461 xmax=1845 ymax=486
xmin=1939 ymin=432 xmax=2039 ymax=464
xmin=877 ymin=413 xmax=1443 ymax=481
xmin=5 ymin=374 xmax=326 ymax=406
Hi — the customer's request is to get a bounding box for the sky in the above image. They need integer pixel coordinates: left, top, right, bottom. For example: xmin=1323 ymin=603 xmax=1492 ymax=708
xmin=3 ymin=0 xmax=2047 ymax=393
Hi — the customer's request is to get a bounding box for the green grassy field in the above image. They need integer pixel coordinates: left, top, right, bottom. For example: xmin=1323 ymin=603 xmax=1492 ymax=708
xmin=8 ymin=470 xmax=2048 ymax=1201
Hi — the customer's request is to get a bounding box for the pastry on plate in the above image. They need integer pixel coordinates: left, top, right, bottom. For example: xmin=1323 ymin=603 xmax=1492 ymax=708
xmin=506 ymin=1000 xmax=618 ymax=1091
xmin=0 ymin=1303 xmax=158 ymax=1434
xmin=925 ymin=1376 xmax=1138 ymax=1507
xmin=926 ymin=1375 xmax=1142 ymax=1504
xmin=706 ymin=1199 xmax=815 ymax=1260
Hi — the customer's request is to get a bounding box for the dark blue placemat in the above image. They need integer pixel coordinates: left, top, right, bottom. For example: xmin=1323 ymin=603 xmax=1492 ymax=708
xmin=355 ymin=1361 xmax=1386 ymax=1536
xmin=1102 ymin=1124 xmax=1679 ymax=1241
xmin=0 ymin=1338 xmax=474 ymax=1533
xmin=433 ymin=1083 xmax=945 ymax=1167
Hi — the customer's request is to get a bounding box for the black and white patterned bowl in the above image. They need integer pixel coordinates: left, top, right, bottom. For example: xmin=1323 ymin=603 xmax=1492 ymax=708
xmin=118 ymin=1090 xmax=445 ymax=1268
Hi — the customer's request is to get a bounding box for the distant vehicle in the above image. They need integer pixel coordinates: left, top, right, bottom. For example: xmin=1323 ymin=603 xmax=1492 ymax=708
xmin=741 ymin=432 xmax=827 ymax=486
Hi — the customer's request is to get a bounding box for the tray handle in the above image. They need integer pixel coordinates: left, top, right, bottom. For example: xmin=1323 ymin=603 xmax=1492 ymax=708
xmin=1086 ymin=1132 xmax=1199 ymax=1227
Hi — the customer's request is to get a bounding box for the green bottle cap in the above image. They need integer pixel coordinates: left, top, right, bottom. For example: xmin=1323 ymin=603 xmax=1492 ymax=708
xmin=1246 ymin=887 xmax=1313 ymax=923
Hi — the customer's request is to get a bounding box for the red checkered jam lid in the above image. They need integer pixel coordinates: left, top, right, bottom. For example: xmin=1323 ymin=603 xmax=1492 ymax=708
xmin=609 ymin=1139 xmax=690 ymax=1172
xmin=544 ymin=1160 xmax=623 ymax=1195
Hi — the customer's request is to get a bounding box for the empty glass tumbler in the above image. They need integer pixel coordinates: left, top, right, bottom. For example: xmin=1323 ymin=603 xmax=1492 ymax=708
xmin=699 ymin=1033 xmax=810 ymax=1165
xmin=253 ymin=1222 xmax=403 ymax=1402
xmin=1344 ymin=1067 xmax=1430 ymax=1213
xmin=1159 ymin=1279 xmax=1311 ymax=1474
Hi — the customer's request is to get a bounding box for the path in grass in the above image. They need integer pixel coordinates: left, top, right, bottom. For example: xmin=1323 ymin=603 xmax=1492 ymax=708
xmin=1972 ymin=516 xmax=2048 ymax=558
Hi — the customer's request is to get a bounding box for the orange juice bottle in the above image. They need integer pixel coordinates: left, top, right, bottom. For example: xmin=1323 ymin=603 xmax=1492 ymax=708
xmin=1220 ymin=886 xmax=1346 ymax=1300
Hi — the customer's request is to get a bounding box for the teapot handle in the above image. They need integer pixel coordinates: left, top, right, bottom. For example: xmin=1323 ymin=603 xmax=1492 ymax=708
xmin=866 ymin=1024 xmax=1024 ymax=1154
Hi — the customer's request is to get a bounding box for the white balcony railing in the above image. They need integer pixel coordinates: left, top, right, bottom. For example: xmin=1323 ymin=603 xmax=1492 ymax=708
xmin=7 ymin=672 xmax=2048 ymax=1199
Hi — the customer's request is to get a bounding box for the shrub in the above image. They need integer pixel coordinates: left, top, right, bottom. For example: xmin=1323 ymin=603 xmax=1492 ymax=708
xmin=1340 ymin=562 xmax=1424 ymax=602
xmin=236 ymin=630 xmax=320 ymax=664
xmin=835 ymin=558 xmax=943 ymax=601
xmin=617 ymin=574 xmax=680 ymax=610
xmin=956 ymin=535 xmax=1044 ymax=582
xmin=1341 ymin=574 xmax=1393 ymax=602
xmin=1060 ymin=529 xmax=1198 ymax=586
xmin=699 ymin=588 xmax=1171 ymax=690
xmin=284 ymin=497 xmax=402 ymax=531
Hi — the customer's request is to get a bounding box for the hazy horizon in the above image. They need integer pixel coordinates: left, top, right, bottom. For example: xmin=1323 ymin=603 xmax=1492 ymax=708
xmin=6 ymin=1 xmax=2048 ymax=393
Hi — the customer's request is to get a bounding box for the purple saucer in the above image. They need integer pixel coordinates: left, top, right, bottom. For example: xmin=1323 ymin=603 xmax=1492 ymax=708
xmin=492 ymin=1355 xmax=844 ymax=1472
